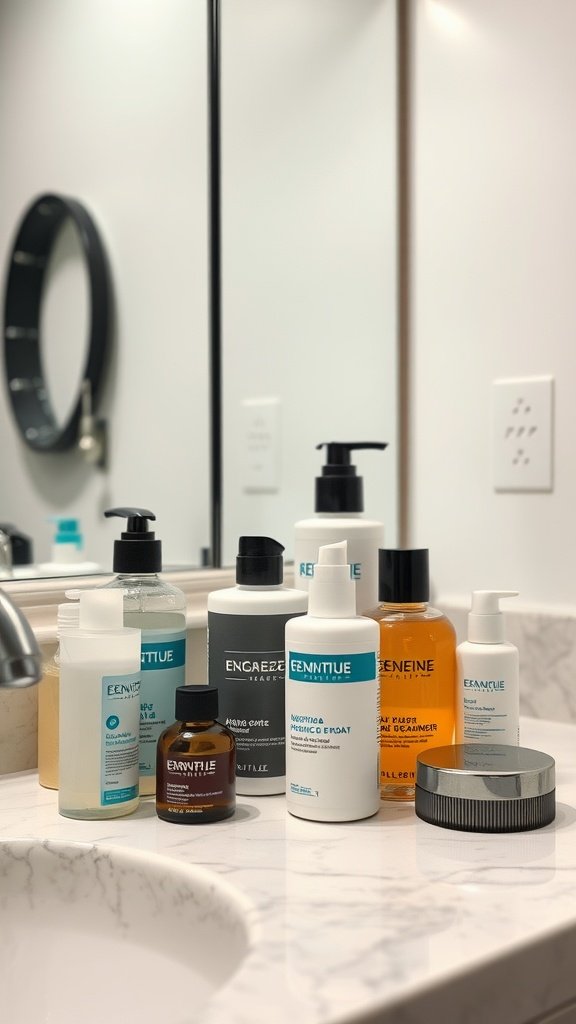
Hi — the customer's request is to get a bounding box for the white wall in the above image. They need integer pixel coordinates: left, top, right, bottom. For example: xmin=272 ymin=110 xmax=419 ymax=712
xmin=410 ymin=0 xmax=576 ymax=608
xmin=220 ymin=0 xmax=398 ymax=566
xmin=0 ymin=0 xmax=210 ymax=570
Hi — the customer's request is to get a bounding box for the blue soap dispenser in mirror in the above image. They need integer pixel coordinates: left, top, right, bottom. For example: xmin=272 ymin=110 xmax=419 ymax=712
xmin=101 ymin=507 xmax=187 ymax=796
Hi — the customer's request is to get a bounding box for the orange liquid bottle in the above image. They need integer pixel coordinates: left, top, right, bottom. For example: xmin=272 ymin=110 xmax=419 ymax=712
xmin=366 ymin=549 xmax=456 ymax=801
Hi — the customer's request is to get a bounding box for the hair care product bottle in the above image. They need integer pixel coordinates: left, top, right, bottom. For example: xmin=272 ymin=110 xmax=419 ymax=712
xmin=367 ymin=549 xmax=456 ymax=802
xmin=286 ymin=540 xmax=380 ymax=822
xmin=294 ymin=442 xmax=387 ymax=614
xmin=207 ymin=536 xmax=307 ymax=796
xmin=38 ymin=592 xmax=80 ymax=789
xmin=156 ymin=685 xmax=236 ymax=824
xmin=456 ymin=590 xmax=519 ymax=745
xmin=102 ymin=507 xmax=187 ymax=796
xmin=38 ymin=517 xmax=101 ymax=576
xmin=59 ymin=589 xmax=141 ymax=819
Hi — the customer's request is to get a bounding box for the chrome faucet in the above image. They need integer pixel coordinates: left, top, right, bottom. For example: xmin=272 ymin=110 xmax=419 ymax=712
xmin=0 ymin=589 xmax=42 ymax=687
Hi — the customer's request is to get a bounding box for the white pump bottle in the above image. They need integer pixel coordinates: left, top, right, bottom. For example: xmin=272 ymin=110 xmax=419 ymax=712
xmin=456 ymin=590 xmax=519 ymax=745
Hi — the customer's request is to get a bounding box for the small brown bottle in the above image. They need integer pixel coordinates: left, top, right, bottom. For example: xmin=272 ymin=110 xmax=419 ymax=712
xmin=156 ymin=685 xmax=236 ymax=824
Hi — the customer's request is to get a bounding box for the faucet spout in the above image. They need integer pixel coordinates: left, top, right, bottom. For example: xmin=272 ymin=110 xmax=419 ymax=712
xmin=0 ymin=589 xmax=42 ymax=687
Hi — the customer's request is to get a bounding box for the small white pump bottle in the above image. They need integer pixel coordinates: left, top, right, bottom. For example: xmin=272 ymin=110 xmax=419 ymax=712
xmin=59 ymin=589 xmax=141 ymax=819
xmin=286 ymin=540 xmax=380 ymax=821
xmin=456 ymin=590 xmax=519 ymax=745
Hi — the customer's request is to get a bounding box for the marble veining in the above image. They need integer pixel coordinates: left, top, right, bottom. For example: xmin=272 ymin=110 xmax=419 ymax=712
xmin=0 ymin=718 xmax=576 ymax=1022
xmin=0 ymin=837 xmax=253 ymax=1024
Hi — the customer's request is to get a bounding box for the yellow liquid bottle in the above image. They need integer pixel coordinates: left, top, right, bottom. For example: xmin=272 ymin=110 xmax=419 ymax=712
xmin=366 ymin=549 xmax=456 ymax=802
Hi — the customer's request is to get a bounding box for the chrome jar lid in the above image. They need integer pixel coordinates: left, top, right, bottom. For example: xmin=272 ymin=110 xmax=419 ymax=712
xmin=415 ymin=744 xmax=555 ymax=833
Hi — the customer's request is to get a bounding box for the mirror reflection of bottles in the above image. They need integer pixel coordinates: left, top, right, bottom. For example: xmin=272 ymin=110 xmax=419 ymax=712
xmin=101 ymin=508 xmax=187 ymax=797
xmin=207 ymin=536 xmax=307 ymax=796
xmin=367 ymin=549 xmax=457 ymax=803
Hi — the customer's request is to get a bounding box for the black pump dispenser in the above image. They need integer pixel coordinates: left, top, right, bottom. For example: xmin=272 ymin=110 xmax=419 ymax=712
xmin=104 ymin=507 xmax=162 ymax=573
xmin=236 ymin=536 xmax=284 ymax=586
xmin=314 ymin=442 xmax=387 ymax=513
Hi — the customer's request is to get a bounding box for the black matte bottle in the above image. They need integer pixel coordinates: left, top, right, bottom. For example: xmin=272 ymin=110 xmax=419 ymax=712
xmin=156 ymin=686 xmax=235 ymax=824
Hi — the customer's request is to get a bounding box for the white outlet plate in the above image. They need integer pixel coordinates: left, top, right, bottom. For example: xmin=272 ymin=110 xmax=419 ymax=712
xmin=241 ymin=397 xmax=281 ymax=493
xmin=492 ymin=376 xmax=554 ymax=492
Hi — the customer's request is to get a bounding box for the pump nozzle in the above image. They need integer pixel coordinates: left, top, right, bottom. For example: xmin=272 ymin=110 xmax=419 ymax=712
xmin=468 ymin=590 xmax=518 ymax=643
xmin=317 ymin=540 xmax=347 ymax=565
xmin=104 ymin=507 xmax=162 ymax=573
xmin=104 ymin=507 xmax=156 ymax=534
xmin=308 ymin=541 xmax=355 ymax=617
xmin=314 ymin=442 xmax=388 ymax=513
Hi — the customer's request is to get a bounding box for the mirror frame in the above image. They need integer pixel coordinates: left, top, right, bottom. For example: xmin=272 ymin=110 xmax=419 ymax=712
xmin=3 ymin=192 xmax=110 ymax=453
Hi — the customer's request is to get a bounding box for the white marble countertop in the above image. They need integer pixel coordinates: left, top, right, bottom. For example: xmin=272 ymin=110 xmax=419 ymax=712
xmin=2 ymin=716 xmax=576 ymax=1024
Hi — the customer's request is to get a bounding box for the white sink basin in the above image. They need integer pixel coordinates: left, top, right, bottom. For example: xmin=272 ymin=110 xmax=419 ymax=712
xmin=0 ymin=838 xmax=253 ymax=1024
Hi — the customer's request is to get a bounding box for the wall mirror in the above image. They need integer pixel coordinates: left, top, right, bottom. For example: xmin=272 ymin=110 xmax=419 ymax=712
xmin=0 ymin=0 xmax=399 ymax=581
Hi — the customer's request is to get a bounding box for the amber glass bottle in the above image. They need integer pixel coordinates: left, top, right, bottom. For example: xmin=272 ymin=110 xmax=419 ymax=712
xmin=156 ymin=686 xmax=236 ymax=824
xmin=366 ymin=549 xmax=456 ymax=802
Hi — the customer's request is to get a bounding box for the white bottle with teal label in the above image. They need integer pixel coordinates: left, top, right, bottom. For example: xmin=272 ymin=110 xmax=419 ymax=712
xmin=286 ymin=540 xmax=380 ymax=822
xmin=102 ymin=508 xmax=187 ymax=795
xmin=59 ymin=589 xmax=141 ymax=819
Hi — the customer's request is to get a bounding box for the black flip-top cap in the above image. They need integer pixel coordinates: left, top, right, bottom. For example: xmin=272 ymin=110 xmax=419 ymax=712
xmin=104 ymin=507 xmax=162 ymax=573
xmin=314 ymin=442 xmax=387 ymax=513
xmin=175 ymin=685 xmax=218 ymax=722
xmin=379 ymin=548 xmax=429 ymax=603
xmin=236 ymin=536 xmax=284 ymax=585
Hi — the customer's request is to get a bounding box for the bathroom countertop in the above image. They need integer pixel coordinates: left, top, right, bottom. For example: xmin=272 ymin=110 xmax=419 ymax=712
xmin=2 ymin=716 xmax=576 ymax=1024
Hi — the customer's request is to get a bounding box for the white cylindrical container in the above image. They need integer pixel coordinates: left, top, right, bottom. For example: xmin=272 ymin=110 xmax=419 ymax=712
xmin=286 ymin=540 xmax=380 ymax=822
xmin=59 ymin=589 xmax=141 ymax=819
xmin=456 ymin=590 xmax=519 ymax=746
xmin=208 ymin=536 xmax=308 ymax=796
xmin=294 ymin=442 xmax=386 ymax=615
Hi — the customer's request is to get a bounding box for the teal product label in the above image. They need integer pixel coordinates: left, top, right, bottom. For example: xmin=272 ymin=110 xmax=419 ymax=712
xmin=139 ymin=629 xmax=187 ymax=776
xmin=100 ymin=671 xmax=141 ymax=806
xmin=287 ymin=651 xmax=376 ymax=684
xmin=298 ymin=562 xmax=362 ymax=580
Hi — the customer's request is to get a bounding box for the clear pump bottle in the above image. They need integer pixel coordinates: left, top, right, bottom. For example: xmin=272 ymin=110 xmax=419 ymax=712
xmin=102 ymin=508 xmax=187 ymax=796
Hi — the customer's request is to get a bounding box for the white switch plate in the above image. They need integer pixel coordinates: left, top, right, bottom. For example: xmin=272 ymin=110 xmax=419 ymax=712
xmin=241 ymin=397 xmax=280 ymax=493
xmin=492 ymin=376 xmax=554 ymax=492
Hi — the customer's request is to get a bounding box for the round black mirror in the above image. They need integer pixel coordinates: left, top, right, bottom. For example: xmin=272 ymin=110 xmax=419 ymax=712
xmin=3 ymin=193 xmax=110 ymax=452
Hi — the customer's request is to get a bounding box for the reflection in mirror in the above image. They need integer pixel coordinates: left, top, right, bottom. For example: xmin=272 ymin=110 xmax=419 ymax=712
xmin=0 ymin=0 xmax=210 ymax=576
xmin=220 ymin=0 xmax=399 ymax=565
xmin=41 ymin=220 xmax=90 ymax=432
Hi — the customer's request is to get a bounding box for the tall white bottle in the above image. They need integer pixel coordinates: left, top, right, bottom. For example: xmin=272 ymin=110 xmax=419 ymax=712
xmin=286 ymin=540 xmax=380 ymax=822
xmin=207 ymin=536 xmax=308 ymax=796
xmin=456 ymin=590 xmax=519 ymax=745
xmin=59 ymin=589 xmax=141 ymax=819
xmin=294 ymin=442 xmax=387 ymax=615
